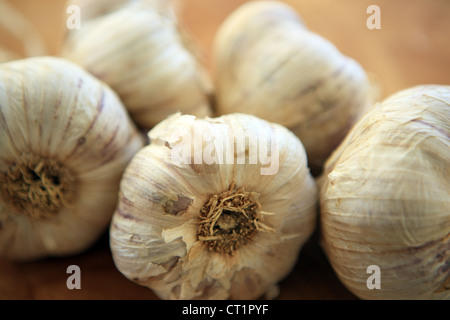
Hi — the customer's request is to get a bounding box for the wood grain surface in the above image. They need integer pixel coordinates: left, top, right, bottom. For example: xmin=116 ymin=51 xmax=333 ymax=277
xmin=0 ymin=0 xmax=449 ymax=300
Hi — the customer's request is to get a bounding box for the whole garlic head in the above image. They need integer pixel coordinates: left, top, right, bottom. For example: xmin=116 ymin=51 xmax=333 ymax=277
xmin=0 ymin=57 xmax=144 ymax=261
xmin=61 ymin=0 xmax=212 ymax=130
xmin=319 ymin=85 xmax=450 ymax=299
xmin=110 ymin=113 xmax=318 ymax=299
xmin=213 ymin=1 xmax=374 ymax=173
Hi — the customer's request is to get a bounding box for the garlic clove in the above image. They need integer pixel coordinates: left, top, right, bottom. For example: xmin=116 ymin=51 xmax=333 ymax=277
xmin=213 ymin=1 xmax=375 ymax=173
xmin=0 ymin=56 xmax=144 ymax=261
xmin=319 ymin=85 xmax=450 ymax=300
xmin=61 ymin=0 xmax=213 ymax=130
xmin=110 ymin=112 xmax=318 ymax=300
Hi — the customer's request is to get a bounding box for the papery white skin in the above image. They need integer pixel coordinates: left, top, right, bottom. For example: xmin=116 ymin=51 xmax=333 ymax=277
xmin=62 ymin=0 xmax=212 ymax=129
xmin=319 ymin=85 xmax=450 ymax=300
xmin=110 ymin=113 xmax=318 ymax=299
xmin=213 ymin=1 xmax=373 ymax=171
xmin=0 ymin=57 xmax=144 ymax=261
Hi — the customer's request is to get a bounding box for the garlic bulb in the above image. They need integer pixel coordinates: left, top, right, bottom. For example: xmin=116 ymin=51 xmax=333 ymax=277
xmin=110 ymin=113 xmax=318 ymax=299
xmin=0 ymin=57 xmax=144 ymax=261
xmin=319 ymin=85 xmax=450 ymax=299
xmin=61 ymin=0 xmax=212 ymax=130
xmin=213 ymin=0 xmax=373 ymax=173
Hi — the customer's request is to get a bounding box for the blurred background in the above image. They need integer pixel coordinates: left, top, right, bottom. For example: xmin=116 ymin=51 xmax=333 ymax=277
xmin=1 ymin=0 xmax=450 ymax=97
xmin=0 ymin=0 xmax=449 ymax=299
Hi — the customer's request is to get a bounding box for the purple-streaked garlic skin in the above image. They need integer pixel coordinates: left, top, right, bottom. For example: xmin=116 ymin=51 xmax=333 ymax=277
xmin=0 ymin=57 xmax=144 ymax=261
xmin=319 ymin=85 xmax=450 ymax=300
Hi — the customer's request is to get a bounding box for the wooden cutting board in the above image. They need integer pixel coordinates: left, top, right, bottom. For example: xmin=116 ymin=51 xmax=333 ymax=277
xmin=0 ymin=0 xmax=449 ymax=300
